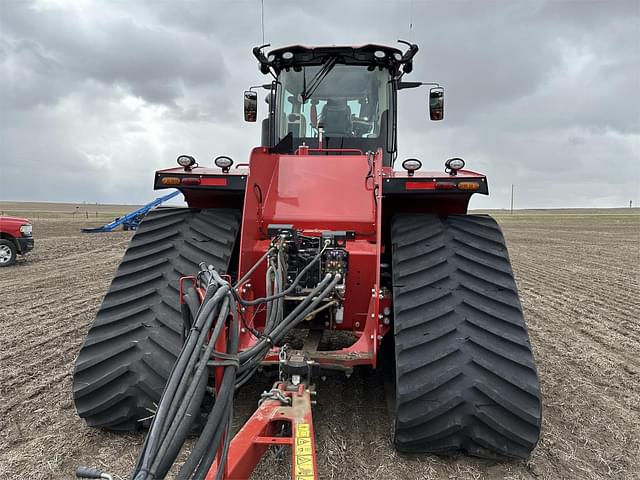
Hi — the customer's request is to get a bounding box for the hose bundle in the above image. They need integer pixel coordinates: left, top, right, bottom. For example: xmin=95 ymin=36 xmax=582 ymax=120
xmin=130 ymin=239 xmax=340 ymax=480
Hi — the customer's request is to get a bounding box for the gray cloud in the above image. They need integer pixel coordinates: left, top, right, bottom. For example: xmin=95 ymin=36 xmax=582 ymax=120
xmin=0 ymin=1 xmax=230 ymax=109
xmin=0 ymin=0 xmax=638 ymax=208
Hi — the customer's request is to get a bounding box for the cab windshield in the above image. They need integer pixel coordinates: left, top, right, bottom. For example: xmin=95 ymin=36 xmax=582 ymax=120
xmin=276 ymin=64 xmax=392 ymax=152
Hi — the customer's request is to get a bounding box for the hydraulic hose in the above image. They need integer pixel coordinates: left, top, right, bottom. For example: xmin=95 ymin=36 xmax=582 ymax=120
xmin=130 ymin=241 xmax=341 ymax=480
xmin=235 ymin=247 xmax=274 ymax=287
xmin=133 ymin=277 xmax=228 ymax=480
xmin=193 ymin=401 xmax=234 ymax=480
xmin=195 ymin=274 xmax=341 ymax=478
xmin=176 ymin=308 xmax=239 ymax=479
xmin=233 ymin=274 xmax=339 ymax=390
xmin=236 ymin=240 xmax=329 ymax=306
xmin=150 ymin=369 xmax=207 ymax=477
xmin=150 ymin=297 xmax=232 ymax=476
xmin=236 ymin=273 xmax=334 ymax=366
xmin=148 ymin=291 xmax=222 ymax=444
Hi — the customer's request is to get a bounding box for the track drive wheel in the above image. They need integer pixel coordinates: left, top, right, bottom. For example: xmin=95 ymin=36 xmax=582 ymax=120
xmin=390 ymin=214 xmax=541 ymax=459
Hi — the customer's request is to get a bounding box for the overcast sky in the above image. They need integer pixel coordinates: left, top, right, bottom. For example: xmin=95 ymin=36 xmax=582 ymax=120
xmin=1 ymin=0 xmax=638 ymax=209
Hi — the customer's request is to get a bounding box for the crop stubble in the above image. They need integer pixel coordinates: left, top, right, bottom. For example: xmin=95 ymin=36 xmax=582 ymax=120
xmin=0 ymin=210 xmax=638 ymax=480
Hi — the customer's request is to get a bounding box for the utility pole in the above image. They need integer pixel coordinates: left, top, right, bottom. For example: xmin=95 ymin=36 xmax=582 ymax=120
xmin=510 ymin=184 xmax=514 ymax=214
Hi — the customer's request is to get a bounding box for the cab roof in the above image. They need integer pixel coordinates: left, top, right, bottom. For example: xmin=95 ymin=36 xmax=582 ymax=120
xmin=260 ymin=44 xmax=409 ymax=74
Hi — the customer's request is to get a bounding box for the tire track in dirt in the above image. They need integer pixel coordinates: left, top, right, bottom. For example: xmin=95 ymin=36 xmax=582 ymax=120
xmin=0 ymin=241 xmax=127 ymax=289
xmin=499 ymin=216 xmax=640 ymax=480
xmin=513 ymin=255 xmax=640 ymax=364
xmin=1 ymin=305 xmax=97 ymax=414
xmin=1 ymin=284 xmax=107 ymax=344
xmin=524 ymin=311 xmax=640 ymax=479
xmin=510 ymin=240 xmax=639 ymax=327
xmin=0 ymin=233 xmax=126 ymax=421
xmin=519 ymin=280 xmax=640 ymax=366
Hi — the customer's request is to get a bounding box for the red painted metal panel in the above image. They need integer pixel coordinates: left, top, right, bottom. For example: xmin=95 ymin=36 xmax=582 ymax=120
xmin=261 ymin=154 xmax=375 ymax=232
xmin=341 ymin=240 xmax=377 ymax=330
xmin=236 ymin=148 xmax=379 ymax=347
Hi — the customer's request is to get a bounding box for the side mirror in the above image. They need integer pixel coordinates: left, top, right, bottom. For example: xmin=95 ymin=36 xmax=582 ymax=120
xmin=244 ymin=90 xmax=258 ymax=122
xmin=429 ymin=87 xmax=444 ymax=121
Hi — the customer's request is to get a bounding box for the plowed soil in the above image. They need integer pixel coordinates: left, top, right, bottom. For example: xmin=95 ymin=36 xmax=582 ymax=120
xmin=1 ymin=205 xmax=638 ymax=480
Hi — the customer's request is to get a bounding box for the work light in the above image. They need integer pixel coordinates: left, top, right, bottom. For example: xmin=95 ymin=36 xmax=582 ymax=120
xmin=177 ymin=155 xmax=196 ymax=170
xmin=214 ymin=155 xmax=234 ymax=173
xmin=445 ymin=157 xmax=465 ymax=175
xmin=401 ymin=158 xmax=422 ymax=176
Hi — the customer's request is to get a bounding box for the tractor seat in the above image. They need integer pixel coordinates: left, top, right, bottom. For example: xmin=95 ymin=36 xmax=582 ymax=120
xmin=320 ymin=100 xmax=352 ymax=136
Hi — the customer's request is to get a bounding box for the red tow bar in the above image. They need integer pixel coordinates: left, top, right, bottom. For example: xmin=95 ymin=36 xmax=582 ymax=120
xmin=206 ymin=382 xmax=318 ymax=480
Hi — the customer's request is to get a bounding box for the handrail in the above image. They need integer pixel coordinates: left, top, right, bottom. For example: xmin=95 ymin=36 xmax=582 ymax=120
xmin=294 ymin=147 xmax=364 ymax=156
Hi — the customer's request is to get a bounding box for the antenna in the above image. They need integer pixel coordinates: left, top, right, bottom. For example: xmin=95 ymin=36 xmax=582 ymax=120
xmin=261 ymin=0 xmax=265 ymax=46
xmin=409 ymin=0 xmax=414 ymax=41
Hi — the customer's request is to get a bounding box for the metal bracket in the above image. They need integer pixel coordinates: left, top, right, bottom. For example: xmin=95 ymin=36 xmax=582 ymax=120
xmin=206 ymin=382 xmax=318 ymax=480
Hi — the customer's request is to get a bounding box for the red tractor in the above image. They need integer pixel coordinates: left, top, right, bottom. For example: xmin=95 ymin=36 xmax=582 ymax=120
xmin=73 ymin=43 xmax=541 ymax=480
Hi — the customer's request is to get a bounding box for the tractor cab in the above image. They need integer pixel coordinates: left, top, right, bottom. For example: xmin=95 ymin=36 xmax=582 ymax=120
xmin=246 ymin=43 xmax=444 ymax=166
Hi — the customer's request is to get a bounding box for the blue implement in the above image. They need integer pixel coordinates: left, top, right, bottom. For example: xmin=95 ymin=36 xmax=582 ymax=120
xmin=81 ymin=190 xmax=181 ymax=233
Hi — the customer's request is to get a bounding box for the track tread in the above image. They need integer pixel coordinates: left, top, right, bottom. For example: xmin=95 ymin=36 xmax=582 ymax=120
xmin=391 ymin=214 xmax=541 ymax=459
xmin=73 ymin=207 xmax=240 ymax=430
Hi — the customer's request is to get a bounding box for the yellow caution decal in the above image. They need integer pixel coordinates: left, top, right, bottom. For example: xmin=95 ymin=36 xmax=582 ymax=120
xmin=295 ymin=423 xmax=315 ymax=480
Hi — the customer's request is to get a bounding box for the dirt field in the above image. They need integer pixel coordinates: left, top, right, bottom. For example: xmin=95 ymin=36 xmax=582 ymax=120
xmin=1 ymin=205 xmax=638 ymax=480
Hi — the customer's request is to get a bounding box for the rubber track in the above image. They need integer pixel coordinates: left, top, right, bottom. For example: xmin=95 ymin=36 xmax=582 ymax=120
xmin=391 ymin=214 xmax=542 ymax=459
xmin=73 ymin=207 xmax=240 ymax=430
